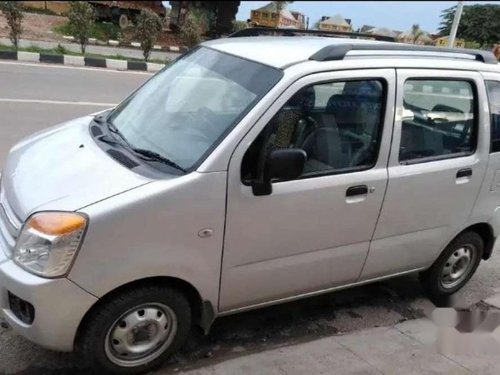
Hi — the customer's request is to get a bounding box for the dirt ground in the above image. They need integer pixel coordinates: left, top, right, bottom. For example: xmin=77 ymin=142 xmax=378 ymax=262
xmin=120 ymin=28 xmax=182 ymax=47
xmin=0 ymin=12 xmax=182 ymax=47
xmin=0 ymin=12 xmax=67 ymax=43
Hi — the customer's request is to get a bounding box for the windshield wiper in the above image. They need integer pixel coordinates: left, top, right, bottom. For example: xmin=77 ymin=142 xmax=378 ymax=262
xmin=107 ymin=121 xmax=132 ymax=148
xmin=132 ymin=148 xmax=187 ymax=173
xmin=97 ymin=134 xmax=122 ymax=147
xmin=99 ymin=117 xmax=186 ymax=173
xmin=93 ymin=112 xmax=108 ymax=124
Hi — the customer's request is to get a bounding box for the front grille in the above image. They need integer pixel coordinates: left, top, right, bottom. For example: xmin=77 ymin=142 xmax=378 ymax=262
xmin=0 ymin=181 xmax=21 ymax=257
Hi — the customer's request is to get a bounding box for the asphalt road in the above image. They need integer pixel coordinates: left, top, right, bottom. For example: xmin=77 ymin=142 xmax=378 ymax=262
xmin=1 ymin=61 xmax=500 ymax=374
xmin=0 ymin=61 xmax=150 ymax=166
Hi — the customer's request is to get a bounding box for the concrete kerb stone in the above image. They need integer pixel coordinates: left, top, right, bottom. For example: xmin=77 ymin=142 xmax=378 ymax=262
xmin=146 ymin=62 xmax=164 ymax=72
xmin=127 ymin=60 xmax=147 ymax=71
xmin=17 ymin=51 xmax=39 ymax=62
xmin=106 ymin=58 xmax=128 ymax=71
xmin=0 ymin=50 xmax=17 ymax=60
xmin=0 ymin=51 xmax=166 ymax=72
xmin=39 ymin=54 xmax=64 ymax=64
xmin=84 ymin=56 xmax=107 ymax=68
xmin=63 ymin=55 xmax=85 ymax=66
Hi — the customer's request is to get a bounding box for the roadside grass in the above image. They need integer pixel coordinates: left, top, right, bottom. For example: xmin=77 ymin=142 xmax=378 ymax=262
xmin=53 ymin=22 xmax=122 ymax=42
xmin=0 ymin=44 xmax=169 ymax=65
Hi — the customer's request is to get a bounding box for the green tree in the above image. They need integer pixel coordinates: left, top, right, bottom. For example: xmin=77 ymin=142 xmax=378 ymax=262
xmin=232 ymin=20 xmax=248 ymax=32
xmin=438 ymin=6 xmax=455 ymax=36
xmin=180 ymin=12 xmax=201 ymax=49
xmin=67 ymin=2 xmax=94 ymax=54
xmin=439 ymin=4 xmax=500 ymax=47
xmin=271 ymin=1 xmax=293 ymax=28
xmin=189 ymin=8 xmax=214 ymax=35
xmin=0 ymin=1 xmax=24 ymax=50
xmin=135 ymin=9 xmax=162 ymax=61
xmin=313 ymin=19 xmax=321 ymax=30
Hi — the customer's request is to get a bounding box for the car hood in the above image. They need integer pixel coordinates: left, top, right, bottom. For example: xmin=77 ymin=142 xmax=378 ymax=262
xmin=1 ymin=116 xmax=151 ymax=221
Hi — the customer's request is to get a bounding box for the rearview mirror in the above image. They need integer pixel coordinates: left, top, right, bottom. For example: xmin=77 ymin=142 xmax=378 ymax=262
xmin=252 ymin=149 xmax=307 ymax=196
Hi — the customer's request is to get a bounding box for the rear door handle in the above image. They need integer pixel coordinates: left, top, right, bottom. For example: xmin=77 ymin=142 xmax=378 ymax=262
xmin=456 ymin=168 xmax=472 ymax=178
xmin=346 ymin=185 xmax=368 ymax=197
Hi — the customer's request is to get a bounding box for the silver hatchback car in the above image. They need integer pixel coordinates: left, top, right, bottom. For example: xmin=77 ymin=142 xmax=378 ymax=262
xmin=1 ymin=34 xmax=500 ymax=373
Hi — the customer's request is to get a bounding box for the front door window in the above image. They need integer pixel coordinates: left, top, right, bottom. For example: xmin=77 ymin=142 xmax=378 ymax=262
xmin=241 ymin=79 xmax=385 ymax=183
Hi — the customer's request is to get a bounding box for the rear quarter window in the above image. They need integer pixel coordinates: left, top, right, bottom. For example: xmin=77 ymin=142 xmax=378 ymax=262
xmin=486 ymin=80 xmax=500 ymax=153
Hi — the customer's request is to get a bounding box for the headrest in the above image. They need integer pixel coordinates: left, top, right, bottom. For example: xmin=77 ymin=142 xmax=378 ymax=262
xmin=287 ymin=86 xmax=316 ymax=113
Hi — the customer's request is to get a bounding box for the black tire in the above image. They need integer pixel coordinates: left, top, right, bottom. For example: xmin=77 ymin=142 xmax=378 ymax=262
xmin=78 ymin=285 xmax=191 ymax=374
xmin=419 ymin=231 xmax=483 ymax=299
xmin=118 ymin=13 xmax=129 ymax=29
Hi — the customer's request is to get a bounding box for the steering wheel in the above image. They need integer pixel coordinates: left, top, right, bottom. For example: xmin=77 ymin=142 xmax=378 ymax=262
xmin=294 ymin=115 xmax=320 ymax=148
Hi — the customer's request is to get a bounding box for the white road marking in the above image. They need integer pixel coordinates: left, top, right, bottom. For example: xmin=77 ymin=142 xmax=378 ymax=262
xmin=0 ymin=60 xmax=153 ymax=75
xmin=0 ymin=98 xmax=116 ymax=106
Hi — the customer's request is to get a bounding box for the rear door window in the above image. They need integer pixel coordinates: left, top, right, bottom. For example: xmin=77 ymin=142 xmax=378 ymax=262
xmin=400 ymin=79 xmax=477 ymax=164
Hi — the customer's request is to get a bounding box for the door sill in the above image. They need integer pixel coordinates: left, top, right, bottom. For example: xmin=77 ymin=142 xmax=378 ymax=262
xmin=218 ymin=267 xmax=426 ymax=317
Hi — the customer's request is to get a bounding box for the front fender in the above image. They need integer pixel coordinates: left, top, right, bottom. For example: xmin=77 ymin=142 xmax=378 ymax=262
xmin=68 ymin=171 xmax=227 ymax=312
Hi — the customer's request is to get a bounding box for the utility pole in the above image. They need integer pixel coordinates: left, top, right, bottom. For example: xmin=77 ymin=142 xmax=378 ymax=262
xmin=448 ymin=1 xmax=463 ymax=48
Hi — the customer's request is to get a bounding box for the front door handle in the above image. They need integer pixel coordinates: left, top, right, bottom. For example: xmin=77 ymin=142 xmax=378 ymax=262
xmin=346 ymin=185 xmax=368 ymax=197
xmin=457 ymin=168 xmax=472 ymax=178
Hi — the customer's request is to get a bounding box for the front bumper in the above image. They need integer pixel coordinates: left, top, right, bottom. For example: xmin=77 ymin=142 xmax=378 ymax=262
xmin=0 ymin=250 xmax=97 ymax=352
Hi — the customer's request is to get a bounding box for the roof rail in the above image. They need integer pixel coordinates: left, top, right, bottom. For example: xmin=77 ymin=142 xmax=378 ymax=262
xmin=309 ymin=44 xmax=498 ymax=64
xmin=229 ymin=27 xmax=396 ymax=42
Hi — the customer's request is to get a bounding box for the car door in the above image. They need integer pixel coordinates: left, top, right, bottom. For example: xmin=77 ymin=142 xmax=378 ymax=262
xmin=361 ymin=69 xmax=489 ymax=280
xmin=219 ymin=69 xmax=396 ymax=312
xmin=468 ymin=74 xmax=500 ymax=237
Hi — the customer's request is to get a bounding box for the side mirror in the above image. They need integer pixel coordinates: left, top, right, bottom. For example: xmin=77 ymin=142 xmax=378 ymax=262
xmin=252 ymin=149 xmax=307 ymax=196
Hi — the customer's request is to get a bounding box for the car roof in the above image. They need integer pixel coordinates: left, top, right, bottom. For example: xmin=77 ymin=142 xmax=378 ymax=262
xmin=203 ymin=36 xmax=392 ymax=68
xmin=203 ymin=36 xmax=498 ymax=70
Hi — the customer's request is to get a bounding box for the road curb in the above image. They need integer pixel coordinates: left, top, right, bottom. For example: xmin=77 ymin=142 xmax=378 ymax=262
xmin=0 ymin=51 xmax=165 ymax=72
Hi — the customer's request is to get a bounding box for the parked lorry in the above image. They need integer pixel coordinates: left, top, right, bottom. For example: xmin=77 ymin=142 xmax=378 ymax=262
xmin=89 ymin=1 xmax=166 ymax=29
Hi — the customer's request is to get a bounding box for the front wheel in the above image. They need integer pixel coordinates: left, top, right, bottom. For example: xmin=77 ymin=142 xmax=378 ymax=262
xmin=78 ymin=285 xmax=191 ymax=374
xmin=419 ymin=231 xmax=483 ymax=298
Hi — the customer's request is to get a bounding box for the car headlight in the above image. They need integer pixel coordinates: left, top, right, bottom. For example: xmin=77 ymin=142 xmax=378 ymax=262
xmin=14 ymin=212 xmax=88 ymax=278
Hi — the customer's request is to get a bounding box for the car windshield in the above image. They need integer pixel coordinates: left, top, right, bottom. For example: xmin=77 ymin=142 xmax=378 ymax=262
xmin=108 ymin=47 xmax=283 ymax=172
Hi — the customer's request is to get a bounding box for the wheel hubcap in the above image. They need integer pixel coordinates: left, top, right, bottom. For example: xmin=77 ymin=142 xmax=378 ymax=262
xmin=440 ymin=246 xmax=475 ymax=289
xmin=104 ymin=303 xmax=177 ymax=367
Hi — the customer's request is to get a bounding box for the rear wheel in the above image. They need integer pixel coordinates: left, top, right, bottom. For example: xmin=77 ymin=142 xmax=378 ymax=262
xmin=118 ymin=13 xmax=130 ymax=29
xmin=419 ymin=231 xmax=483 ymax=298
xmin=78 ymin=285 xmax=191 ymax=374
